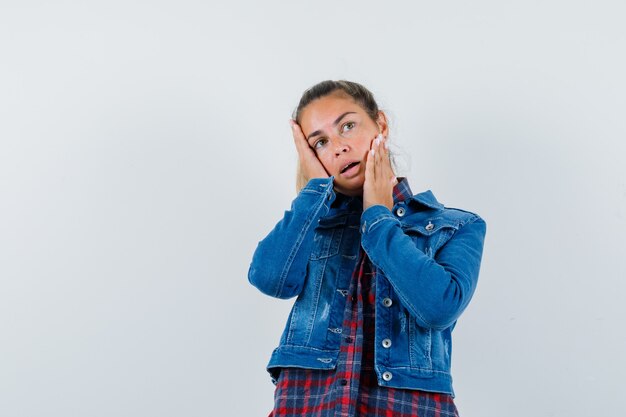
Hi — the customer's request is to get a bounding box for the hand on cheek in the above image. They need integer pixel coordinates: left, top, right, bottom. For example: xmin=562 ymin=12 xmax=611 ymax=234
xmin=290 ymin=120 xmax=329 ymax=182
xmin=363 ymin=134 xmax=398 ymax=211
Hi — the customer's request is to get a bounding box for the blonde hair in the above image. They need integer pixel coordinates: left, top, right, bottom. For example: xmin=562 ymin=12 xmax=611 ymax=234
xmin=295 ymin=162 xmax=310 ymax=194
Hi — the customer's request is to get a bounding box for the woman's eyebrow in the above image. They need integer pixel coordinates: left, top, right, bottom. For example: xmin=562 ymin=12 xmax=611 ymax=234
xmin=306 ymin=111 xmax=357 ymax=142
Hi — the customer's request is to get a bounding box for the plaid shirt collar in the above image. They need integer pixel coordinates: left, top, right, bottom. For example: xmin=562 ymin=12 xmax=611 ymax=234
xmin=392 ymin=176 xmax=413 ymax=205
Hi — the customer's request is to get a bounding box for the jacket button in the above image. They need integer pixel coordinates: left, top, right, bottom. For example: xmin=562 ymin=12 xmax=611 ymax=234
xmin=396 ymin=207 xmax=405 ymax=217
xmin=382 ymin=371 xmax=393 ymax=381
xmin=382 ymin=338 xmax=392 ymax=348
xmin=361 ymin=222 xmax=366 ymax=233
xmin=382 ymin=298 xmax=392 ymax=307
xmin=425 ymin=221 xmax=434 ymax=231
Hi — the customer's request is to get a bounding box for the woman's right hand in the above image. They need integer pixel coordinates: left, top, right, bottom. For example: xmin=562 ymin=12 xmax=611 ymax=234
xmin=290 ymin=119 xmax=329 ymax=181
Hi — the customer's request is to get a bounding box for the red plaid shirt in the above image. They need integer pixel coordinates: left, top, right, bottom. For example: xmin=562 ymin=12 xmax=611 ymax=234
xmin=268 ymin=178 xmax=459 ymax=417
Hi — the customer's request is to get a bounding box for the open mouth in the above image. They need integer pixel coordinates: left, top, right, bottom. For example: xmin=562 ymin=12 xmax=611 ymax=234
xmin=341 ymin=161 xmax=360 ymax=174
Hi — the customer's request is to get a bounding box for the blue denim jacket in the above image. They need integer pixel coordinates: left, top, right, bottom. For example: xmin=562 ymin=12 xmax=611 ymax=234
xmin=248 ymin=176 xmax=486 ymax=396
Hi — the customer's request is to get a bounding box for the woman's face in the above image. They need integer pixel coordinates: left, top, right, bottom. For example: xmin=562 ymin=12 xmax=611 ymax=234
xmin=299 ymin=92 xmax=388 ymax=197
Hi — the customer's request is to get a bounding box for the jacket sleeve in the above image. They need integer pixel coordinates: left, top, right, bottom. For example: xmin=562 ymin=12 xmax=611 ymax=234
xmin=247 ymin=176 xmax=336 ymax=299
xmin=360 ymin=205 xmax=487 ymax=330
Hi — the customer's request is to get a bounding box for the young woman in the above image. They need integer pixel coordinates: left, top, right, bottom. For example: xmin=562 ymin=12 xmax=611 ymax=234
xmin=248 ymin=80 xmax=487 ymax=417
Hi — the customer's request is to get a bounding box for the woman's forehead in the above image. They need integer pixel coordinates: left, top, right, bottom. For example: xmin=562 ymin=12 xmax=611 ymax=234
xmin=300 ymin=95 xmax=363 ymax=128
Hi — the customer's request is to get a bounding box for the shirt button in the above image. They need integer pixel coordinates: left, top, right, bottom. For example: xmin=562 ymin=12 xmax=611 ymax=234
xmin=339 ymin=379 xmax=348 ymax=386
xmin=345 ymin=337 xmax=354 ymax=343
xmin=382 ymin=338 xmax=392 ymax=348
xmin=382 ymin=371 xmax=393 ymax=381
xmin=425 ymin=221 xmax=434 ymax=231
xmin=396 ymin=207 xmax=405 ymax=217
xmin=382 ymin=298 xmax=393 ymax=307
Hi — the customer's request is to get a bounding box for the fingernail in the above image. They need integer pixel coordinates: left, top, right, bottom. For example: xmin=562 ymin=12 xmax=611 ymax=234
xmin=370 ymin=149 xmax=375 ymax=156
xmin=384 ymin=141 xmax=389 ymax=149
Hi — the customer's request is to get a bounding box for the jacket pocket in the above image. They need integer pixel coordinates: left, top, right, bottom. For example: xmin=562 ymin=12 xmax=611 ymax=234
xmin=310 ymin=215 xmax=347 ymax=260
xmin=402 ymin=218 xmax=459 ymax=258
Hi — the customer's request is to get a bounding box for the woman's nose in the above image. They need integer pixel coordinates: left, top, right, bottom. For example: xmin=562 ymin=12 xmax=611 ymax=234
xmin=334 ymin=141 xmax=349 ymax=155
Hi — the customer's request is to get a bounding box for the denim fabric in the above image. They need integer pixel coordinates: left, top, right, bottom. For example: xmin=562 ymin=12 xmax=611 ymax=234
xmin=248 ymin=176 xmax=486 ymax=396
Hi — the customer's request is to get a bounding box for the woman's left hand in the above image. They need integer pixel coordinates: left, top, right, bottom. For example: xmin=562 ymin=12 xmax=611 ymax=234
xmin=363 ymin=134 xmax=398 ymax=211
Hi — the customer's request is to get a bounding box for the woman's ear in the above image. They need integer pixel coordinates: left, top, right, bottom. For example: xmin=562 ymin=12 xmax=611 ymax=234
xmin=376 ymin=110 xmax=389 ymax=138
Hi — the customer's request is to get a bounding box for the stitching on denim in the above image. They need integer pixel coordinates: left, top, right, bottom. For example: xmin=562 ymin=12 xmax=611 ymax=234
xmin=407 ymin=314 xmax=416 ymax=365
xmin=278 ymin=344 xmax=338 ymax=353
xmin=301 ymin=189 xmax=322 ymax=195
xmin=387 ymin=366 xmax=452 ymax=376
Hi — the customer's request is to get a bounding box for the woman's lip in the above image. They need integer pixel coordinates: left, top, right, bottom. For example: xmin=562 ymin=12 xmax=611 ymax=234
xmin=341 ymin=162 xmax=360 ymax=177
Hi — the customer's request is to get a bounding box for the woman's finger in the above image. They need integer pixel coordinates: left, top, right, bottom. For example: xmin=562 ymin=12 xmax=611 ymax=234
xmin=366 ymin=142 xmax=375 ymax=180
xmin=290 ymin=120 xmax=307 ymax=153
xmin=374 ymin=134 xmax=383 ymax=174
xmin=381 ymin=135 xmax=395 ymax=182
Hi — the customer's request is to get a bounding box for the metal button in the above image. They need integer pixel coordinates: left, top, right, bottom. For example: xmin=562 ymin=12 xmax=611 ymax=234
xmin=396 ymin=207 xmax=405 ymax=217
xmin=382 ymin=371 xmax=393 ymax=381
xmin=382 ymin=298 xmax=393 ymax=307
xmin=382 ymin=338 xmax=392 ymax=348
xmin=361 ymin=222 xmax=367 ymax=233
xmin=425 ymin=221 xmax=434 ymax=231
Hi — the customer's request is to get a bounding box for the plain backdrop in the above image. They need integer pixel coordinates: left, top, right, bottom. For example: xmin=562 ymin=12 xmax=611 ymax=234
xmin=1 ymin=1 xmax=625 ymax=416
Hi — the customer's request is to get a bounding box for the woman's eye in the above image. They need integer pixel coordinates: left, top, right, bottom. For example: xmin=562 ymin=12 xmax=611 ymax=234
xmin=342 ymin=122 xmax=355 ymax=132
xmin=313 ymin=138 xmax=327 ymax=149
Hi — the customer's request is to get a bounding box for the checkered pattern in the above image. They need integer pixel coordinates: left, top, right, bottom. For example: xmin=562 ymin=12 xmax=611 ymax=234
xmin=268 ymin=178 xmax=460 ymax=417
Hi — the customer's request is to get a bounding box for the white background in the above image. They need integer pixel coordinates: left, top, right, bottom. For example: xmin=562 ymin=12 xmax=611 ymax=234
xmin=1 ymin=1 xmax=625 ymax=416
